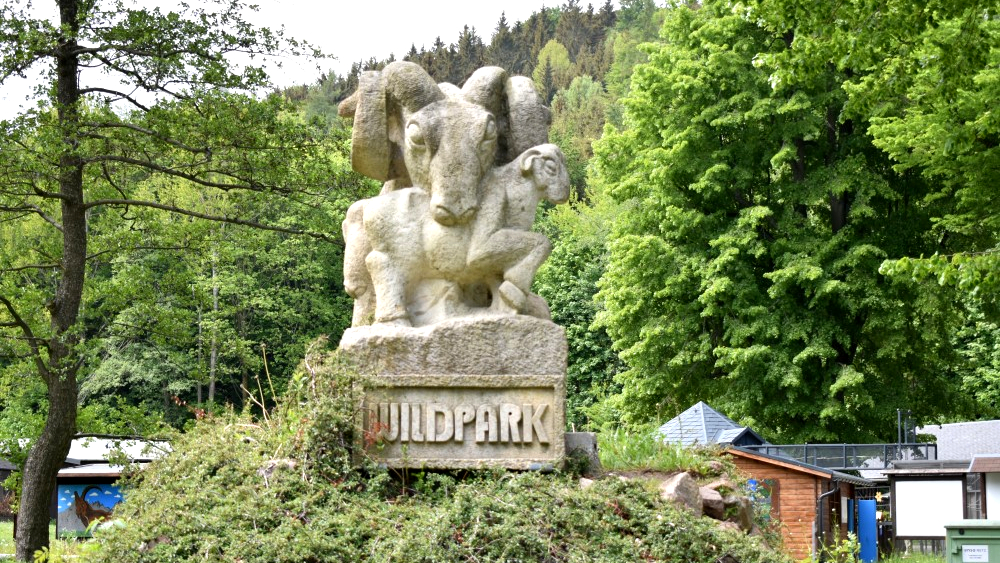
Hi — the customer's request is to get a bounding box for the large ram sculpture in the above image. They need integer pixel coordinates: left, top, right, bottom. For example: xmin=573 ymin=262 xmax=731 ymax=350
xmin=338 ymin=62 xmax=569 ymax=327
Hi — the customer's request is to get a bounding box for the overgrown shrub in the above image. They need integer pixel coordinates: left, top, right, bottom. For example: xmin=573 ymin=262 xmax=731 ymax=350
xmin=85 ymin=344 xmax=791 ymax=563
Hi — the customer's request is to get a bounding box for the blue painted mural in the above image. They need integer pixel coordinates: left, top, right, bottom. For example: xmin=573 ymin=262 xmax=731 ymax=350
xmin=57 ymin=484 xmax=123 ymax=537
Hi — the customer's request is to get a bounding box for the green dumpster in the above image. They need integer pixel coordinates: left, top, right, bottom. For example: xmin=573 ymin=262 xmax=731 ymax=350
xmin=946 ymin=521 xmax=1000 ymax=563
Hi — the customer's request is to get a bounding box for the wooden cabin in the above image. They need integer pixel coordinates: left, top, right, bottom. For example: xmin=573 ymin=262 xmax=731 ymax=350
xmin=726 ymin=447 xmax=873 ymax=561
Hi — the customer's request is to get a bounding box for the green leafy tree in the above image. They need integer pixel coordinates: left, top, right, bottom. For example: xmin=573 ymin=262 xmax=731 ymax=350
xmin=601 ymin=2 xmax=666 ymax=128
xmin=742 ymin=0 xmax=1000 ymax=415
xmin=486 ymin=13 xmax=528 ymax=73
xmin=0 ymin=0 xmax=344 ymax=557
xmin=549 ymin=75 xmax=609 ymax=199
xmin=593 ymin=1 xmax=972 ymax=442
xmin=532 ymin=40 xmax=574 ymax=102
xmin=743 ymin=0 xmax=1000 ymax=301
xmin=535 ymin=184 xmax=623 ymax=429
xmin=454 ymin=25 xmax=485 ymax=81
xmin=520 ymin=7 xmax=559 ymax=70
xmin=554 ymin=0 xmax=590 ymax=60
xmin=953 ymin=306 xmax=1000 ymax=416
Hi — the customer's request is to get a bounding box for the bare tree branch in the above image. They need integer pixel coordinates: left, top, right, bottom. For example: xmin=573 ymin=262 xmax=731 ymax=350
xmin=78 ymin=87 xmax=151 ymax=111
xmin=0 ymin=243 xmax=194 ymax=276
xmin=0 ymin=294 xmax=47 ymax=379
xmin=1 ymin=263 xmax=60 ymax=273
xmin=81 ymin=154 xmax=265 ymax=192
xmin=84 ymin=120 xmax=211 ymax=155
xmin=84 ymin=198 xmax=341 ymax=244
xmin=0 ymin=205 xmax=63 ymax=231
xmin=88 ymin=52 xmax=192 ymax=101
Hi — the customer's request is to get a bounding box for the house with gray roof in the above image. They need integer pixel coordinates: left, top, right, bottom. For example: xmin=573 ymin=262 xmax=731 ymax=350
xmin=657 ymin=401 xmax=766 ymax=447
xmin=916 ymin=420 xmax=1000 ymax=460
xmin=726 ymin=446 xmax=874 ymax=561
xmin=881 ymin=420 xmax=1000 ymax=554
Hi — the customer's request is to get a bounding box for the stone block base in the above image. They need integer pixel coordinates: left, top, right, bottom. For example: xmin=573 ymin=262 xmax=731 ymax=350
xmin=342 ymin=316 xmax=569 ymax=469
xmin=362 ymin=373 xmax=565 ymax=469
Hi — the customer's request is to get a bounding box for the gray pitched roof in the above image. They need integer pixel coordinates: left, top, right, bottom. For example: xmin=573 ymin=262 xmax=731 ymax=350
xmin=716 ymin=428 xmax=752 ymax=444
xmin=916 ymin=420 xmax=1000 ymax=461
xmin=658 ymin=401 xmax=765 ymax=447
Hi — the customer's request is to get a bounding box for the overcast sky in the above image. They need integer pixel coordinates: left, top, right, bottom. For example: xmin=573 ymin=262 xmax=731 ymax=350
xmin=250 ymin=0 xmax=566 ymax=86
xmin=0 ymin=0 xmax=577 ymax=117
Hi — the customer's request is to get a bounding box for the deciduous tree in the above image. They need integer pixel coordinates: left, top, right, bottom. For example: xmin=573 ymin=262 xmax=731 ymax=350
xmin=744 ymin=0 xmax=1000 ymax=302
xmin=593 ymin=1 xmax=973 ymax=442
xmin=0 ymin=0 xmax=341 ymax=557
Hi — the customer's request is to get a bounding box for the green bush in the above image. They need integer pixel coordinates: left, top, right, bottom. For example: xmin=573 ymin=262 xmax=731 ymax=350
xmin=85 ymin=346 xmax=790 ymax=563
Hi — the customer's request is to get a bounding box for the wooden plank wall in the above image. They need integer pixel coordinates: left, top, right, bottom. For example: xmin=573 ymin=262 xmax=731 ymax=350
xmin=731 ymin=456 xmax=822 ymax=561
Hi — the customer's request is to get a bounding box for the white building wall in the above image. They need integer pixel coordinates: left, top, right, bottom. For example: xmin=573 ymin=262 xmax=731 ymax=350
xmin=986 ymin=473 xmax=1000 ymax=518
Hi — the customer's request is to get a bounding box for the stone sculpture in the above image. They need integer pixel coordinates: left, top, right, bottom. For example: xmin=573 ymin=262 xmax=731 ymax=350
xmin=337 ymin=63 xmax=572 ymax=470
xmin=338 ymin=62 xmax=569 ymax=328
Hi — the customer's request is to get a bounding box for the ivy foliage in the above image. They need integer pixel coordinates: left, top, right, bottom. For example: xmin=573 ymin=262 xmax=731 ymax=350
xmin=87 ymin=344 xmax=787 ymax=563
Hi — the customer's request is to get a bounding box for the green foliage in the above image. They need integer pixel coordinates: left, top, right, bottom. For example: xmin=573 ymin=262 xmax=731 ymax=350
xmin=533 ymin=39 xmax=575 ymax=101
xmin=0 ymin=379 xmax=168 ymax=441
xmin=807 ymin=530 xmax=859 ymax=563
xmin=593 ymin=1 xmax=973 ymax=441
xmin=536 ymin=186 xmax=623 ymax=430
xmin=85 ymin=345 xmax=788 ymax=563
xmin=550 ymin=75 xmax=610 ymax=198
xmin=597 ymin=426 xmax=723 ymax=474
xmin=747 ymin=0 xmax=1000 ymax=313
xmin=0 ymin=0 xmax=357 ymax=555
xmin=954 ymin=307 xmax=1000 ymax=416
xmin=879 ymin=554 xmax=944 ymax=563
xmin=880 ymin=251 xmax=1000 ymax=306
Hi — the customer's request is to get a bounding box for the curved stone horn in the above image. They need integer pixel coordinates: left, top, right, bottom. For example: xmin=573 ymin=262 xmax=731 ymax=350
xmin=504 ymin=76 xmax=551 ymax=159
xmin=342 ymin=70 xmax=390 ymax=181
xmin=462 ymin=67 xmax=510 ymax=162
xmin=341 ymin=62 xmax=445 ymax=182
xmin=462 ymin=66 xmax=508 ymax=110
xmin=382 ymin=61 xmax=446 ymax=115
xmin=460 ymin=68 xmax=550 ymax=165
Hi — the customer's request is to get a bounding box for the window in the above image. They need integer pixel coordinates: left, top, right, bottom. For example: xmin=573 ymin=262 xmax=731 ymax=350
xmin=967 ymin=473 xmax=983 ymax=519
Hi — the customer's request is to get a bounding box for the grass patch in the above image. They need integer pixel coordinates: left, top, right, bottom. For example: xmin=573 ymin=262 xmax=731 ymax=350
xmin=598 ymin=426 xmax=721 ymax=473
xmin=0 ymin=520 xmax=12 ymax=556
xmin=0 ymin=520 xmax=61 ymax=557
xmin=881 ymin=554 xmax=945 ymax=563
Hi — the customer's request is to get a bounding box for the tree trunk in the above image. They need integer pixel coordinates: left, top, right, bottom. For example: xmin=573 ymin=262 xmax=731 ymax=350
xmin=16 ymin=375 xmax=78 ymax=561
xmin=238 ymin=309 xmax=248 ymax=405
xmin=196 ymin=284 xmax=203 ymax=404
xmin=16 ymin=1 xmax=85 ymax=558
xmin=830 ymin=191 xmax=850 ymax=233
xmin=208 ymin=250 xmax=219 ymax=402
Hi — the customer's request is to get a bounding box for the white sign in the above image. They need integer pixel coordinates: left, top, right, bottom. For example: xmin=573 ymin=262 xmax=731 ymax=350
xmin=963 ymin=545 xmax=989 ymax=562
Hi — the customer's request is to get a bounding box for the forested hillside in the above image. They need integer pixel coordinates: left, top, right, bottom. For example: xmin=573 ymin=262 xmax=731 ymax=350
xmin=3 ymin=0 xmax=999 ymax=462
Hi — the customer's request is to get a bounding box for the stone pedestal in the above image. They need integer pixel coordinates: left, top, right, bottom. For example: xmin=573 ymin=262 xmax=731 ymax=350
xmin=340 ymin=316 xmax=567 ymax=469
